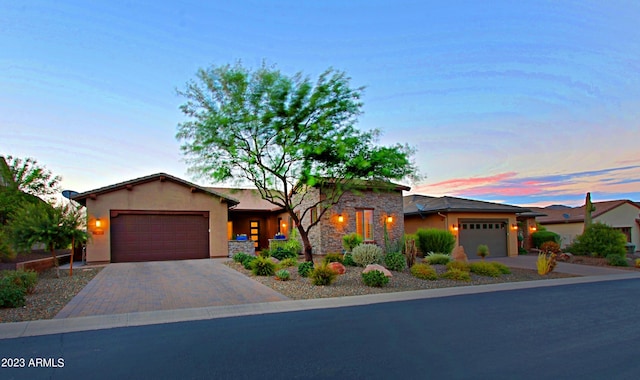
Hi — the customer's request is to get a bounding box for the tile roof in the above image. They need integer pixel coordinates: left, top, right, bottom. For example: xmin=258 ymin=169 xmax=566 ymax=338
xmin=404 ymin=194 xmax=530 ymax=215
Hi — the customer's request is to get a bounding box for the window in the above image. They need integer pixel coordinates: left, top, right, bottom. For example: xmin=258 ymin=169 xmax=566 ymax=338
xmin=356 ymin=209 xmax=374 ymax=241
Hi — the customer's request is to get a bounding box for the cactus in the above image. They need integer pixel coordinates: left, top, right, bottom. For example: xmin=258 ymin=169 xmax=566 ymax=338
xmin=584 ymin=192 xmax=596 ymax=232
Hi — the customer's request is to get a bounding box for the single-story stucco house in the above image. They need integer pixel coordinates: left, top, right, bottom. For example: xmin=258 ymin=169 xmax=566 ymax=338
xmin=73 ymin=173 xmax=410 ymax=263
xmin=403 ymin=194 xmax=532 ymax=258
xmin=531 ymin=200 xmax=640 ymax=251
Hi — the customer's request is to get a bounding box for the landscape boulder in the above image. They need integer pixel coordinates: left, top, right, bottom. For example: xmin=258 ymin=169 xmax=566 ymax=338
xmin=452 ymin=245 xmax=468 ymax=262
xmin=363 ymin=264 xmax=392 ymax=277
xmin=327 ymin=262 xmax=346 ymax=275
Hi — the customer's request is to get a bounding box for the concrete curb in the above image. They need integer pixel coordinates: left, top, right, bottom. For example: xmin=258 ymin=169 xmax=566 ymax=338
xmin=2 ymin=272 xmax=639 ymax=340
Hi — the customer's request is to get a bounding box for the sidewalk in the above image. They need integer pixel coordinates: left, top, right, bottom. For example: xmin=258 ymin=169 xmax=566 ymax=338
xmin=1 ymin=258 xmax=639 ymax=340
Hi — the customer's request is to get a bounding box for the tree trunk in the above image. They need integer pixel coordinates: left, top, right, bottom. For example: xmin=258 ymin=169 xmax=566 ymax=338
xmin=50 ymin=244 xmax=59 ymax=278
xmin=297 ymin=225 xmax=314 ymax=262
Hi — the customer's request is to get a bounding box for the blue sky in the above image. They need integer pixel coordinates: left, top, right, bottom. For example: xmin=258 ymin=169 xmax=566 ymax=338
xmin=2 ymin=0 xmax=639 ymax=207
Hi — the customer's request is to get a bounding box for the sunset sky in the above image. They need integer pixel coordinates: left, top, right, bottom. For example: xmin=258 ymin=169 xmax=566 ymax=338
xmin=2 ymin=1 xmax=639 ymax=207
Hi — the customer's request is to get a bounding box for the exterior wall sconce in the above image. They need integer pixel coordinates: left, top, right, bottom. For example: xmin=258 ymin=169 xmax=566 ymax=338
xmin=95 ymin=218 xmax=102 ymax=228
xmin=337 ymin=215 xmax=344 ymax=223
xmin=511 ymin=224 xmax=518 ymax=230
xmin=281 ymin=222 xmax=287 ymax=229
xmin=530 ymin=225 xmax=537 ymax=232
xmin=386 ymin=216 xmax=393 ymax=223
xmin=93 ymin=218 xmax=104 ymax=235
xmin=452 ymin=224 xmax=459 ymax=232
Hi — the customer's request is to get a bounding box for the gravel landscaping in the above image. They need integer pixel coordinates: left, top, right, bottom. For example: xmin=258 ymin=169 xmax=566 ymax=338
xmin=224 ymin=259 xmax=577 ymax=300
xmin=0 ymin=267 xmax=102 ymax=323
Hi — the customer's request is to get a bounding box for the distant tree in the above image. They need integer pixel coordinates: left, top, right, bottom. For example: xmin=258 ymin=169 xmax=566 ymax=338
xmin=0 ymin=155 xmax=61 ymax=198
xmin=0 ymin=155 xmax=61 ymax=225
xmin=177 ymin=62 xmax=418 ymax=261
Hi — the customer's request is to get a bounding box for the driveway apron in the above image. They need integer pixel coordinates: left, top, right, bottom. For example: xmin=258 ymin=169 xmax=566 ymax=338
xmin=55 ymin=259 xmax=289 ymax=319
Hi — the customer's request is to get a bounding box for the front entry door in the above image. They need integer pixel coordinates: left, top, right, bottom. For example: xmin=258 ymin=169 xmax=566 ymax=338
xmin=250 ymin=220 xmax=260 ymax=249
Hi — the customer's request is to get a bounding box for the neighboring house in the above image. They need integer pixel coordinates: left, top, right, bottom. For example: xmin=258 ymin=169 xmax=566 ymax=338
xmin=532 ymin=200 xmax=640 ymax=251
xmin=295 ymin=180 xmax=410 ymax=255
xmin=404 ymin=195 xmax=531 ymax=257
xmin=72 ymin=173 xmax=239 ymax=264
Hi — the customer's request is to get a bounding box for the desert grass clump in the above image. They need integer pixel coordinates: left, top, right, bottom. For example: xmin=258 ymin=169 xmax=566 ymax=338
xmin=297 ymin=261 xmax=313 ymax=277
xmin=490 ymin=262 xmax=511 ymax=274
xmin=278 ymin=257 xmax=299 ymax=269
xmin=536 ymin=253 xmax=557 ymax=275
xmin=310 ymin=263 xmax=338 ymax=286
xmin=446 ymin=261 xmax=470 ymax=272
xmin=251 ymin=256 xmax=276 ymax=276
xmin=441 ymin=268 xmax=471 ymax=281
xmin=470 ymin=261 xmax=501 ymax=277
xmin=410 ymin=263 xmax=438 ymax=280
xmin=425 ymin=253 xmax=451 ymax=265
xmin=384 ymin=252 xmax=407 ymax=272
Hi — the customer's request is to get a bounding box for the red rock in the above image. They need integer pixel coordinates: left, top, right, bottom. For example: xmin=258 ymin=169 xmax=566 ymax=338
xmin=327 ymin=262 xmax=346 ymax=275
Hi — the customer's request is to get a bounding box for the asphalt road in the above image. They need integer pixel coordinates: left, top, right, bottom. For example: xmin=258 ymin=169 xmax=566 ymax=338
xmin=1 ymin=279 xmax=639 ymax=380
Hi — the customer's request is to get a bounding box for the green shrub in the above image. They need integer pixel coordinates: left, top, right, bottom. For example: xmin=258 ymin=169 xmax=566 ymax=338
xmin=232 ymin=252 xmax=251 ymax=263
xmin=1 ymin=269 xmax=38 ymax=294
xmin=268 ymin=246 xmax=298 ymax=260
xmin=277 ymin=257 xmax=298 ymax=268
xmin=322 ymin=253 xmax=344 ymax=264
xmin=241 ymin=256 xmax=257 ymax=270
xmin=446 ymin=261 xmax=470 ymax=272
xmin=310 ymin=263 xmax=338 ymax=286
xmin=476 ymin=244 xmax=489 ymax=259
xmin=571 ymin=223 xmax=627 ymax=258
xmin=425 ymin=253 xmax=451 ymax=265
xmin=606 ymin=254 xmax=629 ymax=267
xmin=0 ymin=278 xmax=26 ymax=308
xmin=415 ymin=228 xmax=456 ymax=255
xmin=410 ymin=263 xmax=438 ymax=280
xmin=441 ymin=268 xmax=471 ymax=281
xmin=342 ymin=233 xmax=363 ymax=252
xmin=531 ymin=230 xmax=560 ymax=248
xmin=275 ymin=269 xmax=291 ymax=281
xmin=362 ymin=270 xmax=389 ymax=287
xmin=518 ymin=247 xmax=528 ymax=255
xmin=250 ymin=256 xmax=276 ymax=276
xmin=342 ymin=253 xmax=356 ymax=267
xmin=470 ymin=262 xmax=501 ymax=277
xmin=384 ymin=252 xmax=407 ymax=272
xmin=490 ymin=262 xmax=511 ymax=274
xmin=351 ymin=244 xmax=383 ymax=267
xmin=636 ymin=258 xmax=640 ymax=268
xmin=298 ymin=261 xmax=313 ymax=277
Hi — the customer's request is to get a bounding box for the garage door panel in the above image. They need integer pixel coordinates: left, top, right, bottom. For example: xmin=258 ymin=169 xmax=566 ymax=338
xmin=111 ymin=212 xmax=209 ymax=263
xmin=459 ymin=220 xmax=507 ymax=257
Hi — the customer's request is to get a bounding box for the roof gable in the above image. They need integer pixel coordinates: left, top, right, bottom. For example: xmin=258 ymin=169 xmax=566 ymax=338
xmin=71 ymin=173 xmax=239 ymax=207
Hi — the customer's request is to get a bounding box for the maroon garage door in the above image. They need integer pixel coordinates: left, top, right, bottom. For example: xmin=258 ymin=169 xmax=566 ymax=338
xmin=110 ymin=211 xmax=209 ymax=263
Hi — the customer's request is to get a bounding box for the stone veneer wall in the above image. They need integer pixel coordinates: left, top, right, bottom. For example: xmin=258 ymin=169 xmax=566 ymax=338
xmin=228 ymin=240 xmax=256 ymax=257
xmin=295 ymin=187 xmax=405 ymax=255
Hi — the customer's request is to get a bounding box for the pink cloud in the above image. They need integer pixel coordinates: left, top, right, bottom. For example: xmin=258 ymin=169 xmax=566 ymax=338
xmin=427 ymin=172 xmax=518 ymax=189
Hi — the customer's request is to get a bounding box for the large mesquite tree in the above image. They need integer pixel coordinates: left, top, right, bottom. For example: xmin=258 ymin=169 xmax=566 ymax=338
xmin=176 ymin=63 xmax=418 ymax=261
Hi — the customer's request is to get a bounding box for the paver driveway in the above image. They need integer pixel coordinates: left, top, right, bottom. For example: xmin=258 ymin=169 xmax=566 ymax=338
xmin=55 ymin=259 xmax=290 ymax=318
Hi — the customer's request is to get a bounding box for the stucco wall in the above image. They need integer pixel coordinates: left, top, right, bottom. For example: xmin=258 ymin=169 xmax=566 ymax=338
xmin=595 ymin=203 xmax=640 ymax=250
xmin=85 ymin=180 xmax=230 ymax=263
xmin=541 ymin=222 xmax=583 ymax=248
